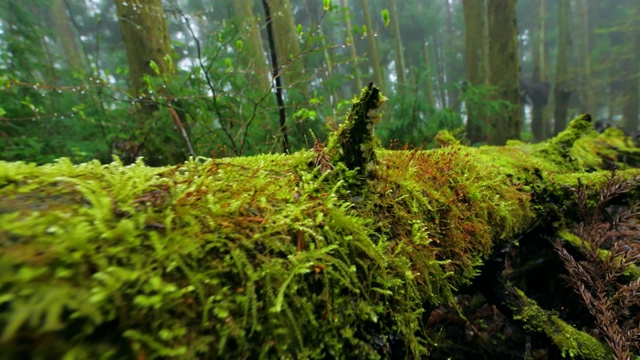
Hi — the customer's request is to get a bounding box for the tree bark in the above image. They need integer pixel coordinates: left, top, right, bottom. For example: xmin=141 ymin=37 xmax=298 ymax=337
xmin=360 ymin=0 xmax=384 ymax=89
xmin=486 ymin=0 xmax=521 ymax=145
xmin=268 ymin=0 xmax=304 ymax=91
xmin=433 ymin=32 xmax=448 ymax=108
xmin=444 ymin=0 xmax=459 ymax=109
xmin=622 ymin=0 xmax=639 ymax=135
xmin=462 ymin=0 xmax=487 ymax=143
xmin=531 ymin=0 xmax=548 ymax=142
xmin=340 ymin=0 xmax=362 ymax=91
xmin=114 ymin=0 xmax=174 ymax=99
xmin=231 ymin=0 xmax=272 ymax=94
xmin=113 ymin=0 xmax=177 ymax=164
xmin=262 ymin=0 xmax=290 ymax=154
xmin=577 ymin=0 xmax=595 ymax=117
xmin=386 ymin=0 xmax=406 ymax=86
xmin=553 ymin=0 xmax=572 ymax=135
xmin=50 ymin=0 xmax=86 ymax=73
xmin=422 ymin=36 xmax=436 ymax=108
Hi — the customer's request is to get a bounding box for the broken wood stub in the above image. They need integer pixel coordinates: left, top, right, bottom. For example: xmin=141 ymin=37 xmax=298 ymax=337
xmin=330 ymin=82 xmax=387 ymax=177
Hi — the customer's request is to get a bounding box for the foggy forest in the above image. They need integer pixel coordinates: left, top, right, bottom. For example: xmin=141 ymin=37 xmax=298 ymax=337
xmin=2 ymin=0 xmax=640 ymax=359
xmin=1 ymin=0 xmax=637 ymax=164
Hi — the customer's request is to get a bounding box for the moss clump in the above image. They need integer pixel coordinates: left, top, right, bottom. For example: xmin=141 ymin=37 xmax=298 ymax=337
xmin=0 ymin=154 xmax=446 ymax=359
xmin=513 ymin=289 xmax=611 ymax=359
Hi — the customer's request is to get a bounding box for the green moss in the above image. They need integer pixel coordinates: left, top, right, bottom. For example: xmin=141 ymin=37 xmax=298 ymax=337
xmin=513 ymin=289 xmax=611 ymax=359
xmin=0 ymin=142 xmax=542 ymax=358
xmin=0 ymin=112 xmax=636 ymax=358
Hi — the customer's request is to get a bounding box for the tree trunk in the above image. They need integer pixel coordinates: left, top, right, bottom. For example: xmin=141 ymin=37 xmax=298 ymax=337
xmin=444 ymin=0 xmax=459 ymax=109
xmin=312 ymin=4 xmax=339 ymax=110
xmin=486 ymin=0 xmax=521 ymax=145
xmin=114 ymin=0 xmax=179 ymax=164
xmin=340 ymin=0 xmax=362 ymax=91
xmin=577 ymin=0 xmax=595 ymax=117
xmin=553 ymin=0 xmax=572 ymax=135
xmin=50 ymin=0 xmax=86 ymax=73
xmin=422 ymin=37 xmax=436 ymax=108
xmin=433 ymin=32 xmax=448 ymax=108
xmin=622 ymin=1 xmax=639 ymax=135
xmin=531 ymin=0 xmax=549 ymax=142
xmin=359 ymin=0 xmax=384 ymax=89
xmin=386 ymin=0 xmax=406 ymax=86
xmin=231 ymin=0 xmax=272 ymax=94
xmin=114 ymin=0 xmax=174 ymax=99
xmin=463 ymin=0 xmax=487 ymax=143
xmin=268 ymin=0 xmax=304 ymax=91
xmin=262 ymin=0 xmax=290 ymax=154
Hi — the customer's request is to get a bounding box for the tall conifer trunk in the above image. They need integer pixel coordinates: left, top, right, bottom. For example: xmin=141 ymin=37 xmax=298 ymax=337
xmin=360 ymin=0 xmax=384 ymax=89
xmin=114 ymin=0 xmax=178 ymax=163
xmin=531 ymin=0 xmax=549 ymax=141
xmin=387 ymin=0 xmax=406 ymax=86
xmin=232 ymin=0 xmax=271 ymax=94
xmin=554 ymin=0 xmax=572 ymax=135
xmin=463 ymin=0 xmax=486 ymax=143
xmin=486 ymin=0 xmax=521 ymax=145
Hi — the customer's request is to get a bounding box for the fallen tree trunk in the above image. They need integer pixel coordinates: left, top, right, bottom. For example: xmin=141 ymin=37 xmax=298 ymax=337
xmin=1 ymin=108 xmax=639 ymax=358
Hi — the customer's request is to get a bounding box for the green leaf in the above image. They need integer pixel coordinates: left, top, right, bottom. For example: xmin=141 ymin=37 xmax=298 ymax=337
xmin=323 ymin=0 xmax=331 ymax=10
xmin=149 ymin=60 xmax=160 ymax=75
xmin=0 ymin=106 xmax=5 ymax=116
xmin=236 ymin=39 xmax=243 ymax=51
xmin=381 ymin=9 xmax=390 ymax=27
xmin=297 ymin=23 xmax=302 ymax=35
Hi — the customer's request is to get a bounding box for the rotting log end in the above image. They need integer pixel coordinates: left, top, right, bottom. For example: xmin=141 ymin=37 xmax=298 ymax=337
xmin=328 ymin=82 xmax=387 ymax=177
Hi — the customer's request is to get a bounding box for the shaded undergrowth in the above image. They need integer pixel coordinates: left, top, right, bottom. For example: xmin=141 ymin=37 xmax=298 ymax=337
xmin=555 ymin=171 xmax=640 ymax=360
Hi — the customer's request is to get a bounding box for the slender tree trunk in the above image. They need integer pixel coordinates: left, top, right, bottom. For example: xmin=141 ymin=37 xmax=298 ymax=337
xmin=360 ymin=0 xmax=384 ymax=89
xmin=444 ymin=0 xmax=459 ymax=109
xmin=232 ymin=0 xmax=271 ymax=94
xmin=310 ymin=4 xmax=338 ymax=110
xmin=114 ymin=0 xmax=174 ymax=98
xmin=114 ymin=0 xmax=183 ymax=163
xmin=554 ymin=0 xmax=572 ymax=135
xmin=577 ymin=0 xmax=595 ymax=116
xmin=50 ymin=0 xmax=85 ymax=73
xmin=486 ymin=0 xmax=521 ymax=145
xmin=262 ymin=0 xmax=290 ymax=153
xmin=422 ymin=37 xmax=436 ymax=108
xmin=32 ymin=3 xmax=58 ymax=85
xmin=387 ymin=0 xmax=406 ymax=86
xmin=340 ymin=0 xmax=362 ymax=91
xmin=433 ymin=33 xmax=448 ymax=108
xmin=622 ymin=1 xmax=639 ymax=134
xmin=268 ymin=0 xmax=303 ymax=91
xmin=531 ymin=0 xmax=547 ymax=141
xmin=462 ymin=0 xmax=486 ymax=143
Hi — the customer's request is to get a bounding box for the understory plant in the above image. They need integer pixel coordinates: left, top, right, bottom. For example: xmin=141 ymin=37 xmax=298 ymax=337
xmin=555 ymin=171 xmax=640 ymax=360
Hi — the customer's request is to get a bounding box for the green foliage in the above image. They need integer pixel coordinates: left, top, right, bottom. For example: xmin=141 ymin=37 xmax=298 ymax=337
xmin=376 ymin=68 xmax=511 ymax=148
xmin=381 ymin=9 xmax=390 ymax=27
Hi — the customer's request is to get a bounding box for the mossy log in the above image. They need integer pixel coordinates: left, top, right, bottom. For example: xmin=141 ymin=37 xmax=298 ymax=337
xmin=1 ymin=113 xmax=640 ymax=359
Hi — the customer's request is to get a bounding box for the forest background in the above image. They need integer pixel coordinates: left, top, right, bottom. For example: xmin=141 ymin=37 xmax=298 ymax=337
xmin=0 ymin=0 xmax=638 ymax=165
